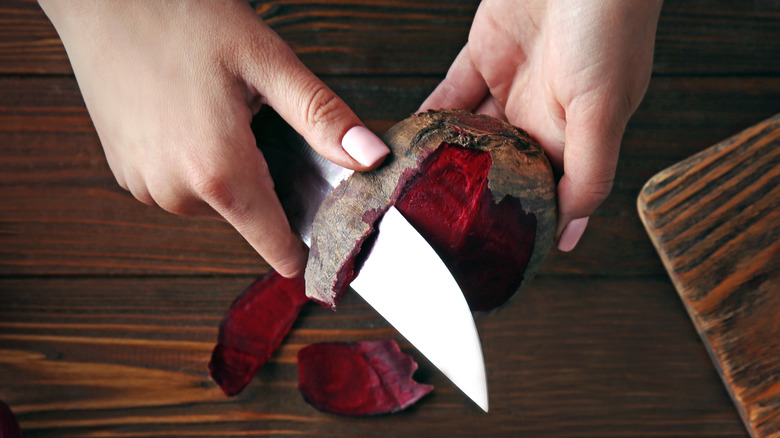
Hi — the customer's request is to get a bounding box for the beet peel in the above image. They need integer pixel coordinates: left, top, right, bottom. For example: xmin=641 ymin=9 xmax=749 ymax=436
xmin=297 ymin=339 xmax=433 ymax=415
xmin=306 ymin=110 xmax=556 ymax=311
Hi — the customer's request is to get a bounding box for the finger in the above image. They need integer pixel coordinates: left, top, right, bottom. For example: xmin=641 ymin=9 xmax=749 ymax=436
xmin=474 ymin=95 xmax=507 ymax=121
xmin=418 ymin=44 xmax=489 ymax=113
xmin=242 ymin=27 xmax=388 ymax=171
xmin=555 ymin=99 xmax=625 ymax=252
xmin=123 ymin=169 xmax=156 ymax=207
xmin=102 ymin=149 xmax=127 ymax=190
xmin=145 ymin=172 xmax=224 ymax=220
xmin=191 ymin=128 xmax=308 ymax=278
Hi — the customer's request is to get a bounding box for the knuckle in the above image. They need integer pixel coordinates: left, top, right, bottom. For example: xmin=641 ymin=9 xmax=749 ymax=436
xmin=275 ymin=258 xmax=305 ymax=279
xmin=115 ymin=177 xmax=129 ymax=192
xmin=147 ymin=184 xmax=189 ymax=216
xmin=271 ymin=248 xmax=306 ymax=279
xmin=586 ymin=178 xmax=614 ymax=204
xmin=106 ymin=164 xmax=126 ymax=190
xmin=128 ymin=184 xmax=155 ymax=207
xmin=191 ymin=168 xmax=232 ymax=209
xmin=186 ymin=160 xmax=246 ymax=218
xmin=121 ymin=173 xmax=146 ymax=202
xmin=304 ymin=83 xmax=343 ymax=128
xmin=159 ymin=200 xmax=191 ymax=216
xmin=136 ymin=195 xmax=155 ymax=207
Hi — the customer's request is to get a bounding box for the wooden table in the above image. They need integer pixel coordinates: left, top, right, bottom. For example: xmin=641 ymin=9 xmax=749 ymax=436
xmin=1 ymin=1 xmax=778 ymax=437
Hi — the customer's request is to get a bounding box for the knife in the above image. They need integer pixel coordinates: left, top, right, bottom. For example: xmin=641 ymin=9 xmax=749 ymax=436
xmin=256 ymin=111 xmax=488 ymax=412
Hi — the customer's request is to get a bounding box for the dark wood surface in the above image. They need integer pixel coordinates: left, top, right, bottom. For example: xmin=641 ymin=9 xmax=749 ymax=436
xmin=0 ymin=1 xmax=778 ymax=436
xmin=639 ymin=114 xmax=780 ymax=438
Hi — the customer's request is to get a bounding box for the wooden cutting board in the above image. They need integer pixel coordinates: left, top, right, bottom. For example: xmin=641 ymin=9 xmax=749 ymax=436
xmin=638 ymin=113 xmax=780 ymax=438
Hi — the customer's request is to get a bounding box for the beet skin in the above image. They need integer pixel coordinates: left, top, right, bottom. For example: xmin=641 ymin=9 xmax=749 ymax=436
xmin=306 ymin=110 xmax=556 ymax=311
xmin=209 ymin=271 xmax=309 ymax=396
xmin=297 ymin=340 xmax=433 ymax=415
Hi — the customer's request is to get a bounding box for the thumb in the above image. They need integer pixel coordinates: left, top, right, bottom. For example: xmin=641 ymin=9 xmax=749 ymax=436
xmin=244 ymin=30 xmax=389 ymax=171
xmin=418 ymin=44 xmax=489 ymax=113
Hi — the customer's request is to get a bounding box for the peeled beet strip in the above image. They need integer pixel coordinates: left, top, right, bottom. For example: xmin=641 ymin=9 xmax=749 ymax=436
xmin=209 ymin=271 xmax=309 ymax=396
xmin=0 ymin=401 xmax=22 ymax=438
xmin=306 ymin=109 xmax=556 ymax=310
xmin=297 ymin=340 xmax=433 ymax=415
xmin=395 ymin=143 xmax=537 ymax=311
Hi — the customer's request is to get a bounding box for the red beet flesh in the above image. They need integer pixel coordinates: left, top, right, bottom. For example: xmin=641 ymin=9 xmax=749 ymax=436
xmin=395 ymin=143 xmax=536 ymax=311
xmin=209 ymin=271 xmax=309 ymax=396
xmin=297 ymin=340 xmax=433 ymax=415
xmin=0 ymin=401 xmax=22 ymax=438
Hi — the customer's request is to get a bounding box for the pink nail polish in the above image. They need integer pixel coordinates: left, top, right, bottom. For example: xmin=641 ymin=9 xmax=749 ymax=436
xmin=341 ymin=126 xmax=390 ymax=167
xmin=558 ymin=217 xmax=589 ymax=252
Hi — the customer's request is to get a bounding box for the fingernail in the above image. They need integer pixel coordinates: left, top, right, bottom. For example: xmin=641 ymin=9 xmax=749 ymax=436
xmin=557 ymin=217 xmax=589 ymax=252
xmin=341 ymin=126 xmax=390 ymax=167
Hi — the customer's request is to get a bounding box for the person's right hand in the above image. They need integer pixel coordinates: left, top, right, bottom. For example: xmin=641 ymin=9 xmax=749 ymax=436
xmin=38 ymin=0 xmax=390 ymax=278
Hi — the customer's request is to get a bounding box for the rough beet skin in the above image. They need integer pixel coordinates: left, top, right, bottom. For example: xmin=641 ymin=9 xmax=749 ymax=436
xmin=209 ymin=271 xmax=309 ymax=396
xmin=297 ymin=340 xmax=433 ymax=415
xmin=305 ymin=110 xmax=556 ymax=311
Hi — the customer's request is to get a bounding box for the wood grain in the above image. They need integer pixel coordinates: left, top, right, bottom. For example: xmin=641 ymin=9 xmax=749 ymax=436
xmin=653 ymin=0 xmax=780 ymax=75
xmin=0 ymin=275 xmax=748 ymax=437
xmin=2 ymin=0 xmax=780 ymax=76
xmin=1 ymin=0 xmax=777 ymax=435
xmin=638 ymin=114 xmax=780 ymax=438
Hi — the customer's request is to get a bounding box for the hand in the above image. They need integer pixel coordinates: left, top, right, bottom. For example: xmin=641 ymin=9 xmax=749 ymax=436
xmin=420 ymin=0 xmax=662 ymax=251
xmin=39 ymin=0 xmax=389 ymax=277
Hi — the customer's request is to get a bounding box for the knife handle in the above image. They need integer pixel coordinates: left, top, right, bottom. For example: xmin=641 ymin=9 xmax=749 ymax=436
xmin=252 ymin=107 xmax=352 ymax=246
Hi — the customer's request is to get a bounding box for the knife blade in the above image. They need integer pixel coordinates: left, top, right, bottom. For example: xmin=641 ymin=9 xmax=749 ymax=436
xmin=256 ymin=111 xmax=488 ymax=411
xmin=351 ymin=206 xmax=489 ymax=412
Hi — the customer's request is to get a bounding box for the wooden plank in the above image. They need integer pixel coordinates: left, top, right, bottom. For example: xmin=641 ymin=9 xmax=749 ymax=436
xmin=638 ymin=114 xmax=780 ymax=438
xmin=0 ymin=275 xmax=748 ymax=437
xmin=2 ymin=0 xmax=780 ymax=76
xmin=0 ymin=0 xmax=68 ymax=74
xmin=654 ymin=0 xmax=780 ymax=75
xmin=0 ymin=0 xmax=476 ymax=76
xmin=2 ymin=75 xmax=780 ymax=276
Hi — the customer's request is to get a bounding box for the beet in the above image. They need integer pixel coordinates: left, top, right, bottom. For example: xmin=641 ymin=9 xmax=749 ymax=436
xmin=297 ymin=340 xmax=433 ymax=415
xmin=209 ymin=271 xmax=309 ymax=396
xmin=0 ymin=401 xmax=22 ymax=438
xmin=395 ymin=143 xmax=538 ymax=310
xmin=306 ymin=110 xmax=556 ymax=311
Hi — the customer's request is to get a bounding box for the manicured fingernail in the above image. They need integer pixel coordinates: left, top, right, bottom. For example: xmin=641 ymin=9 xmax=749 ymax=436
xmin=341 ymin=126 xmax=390 ymax=167
xmin=557 ymin=217 xmax=589 ymax=252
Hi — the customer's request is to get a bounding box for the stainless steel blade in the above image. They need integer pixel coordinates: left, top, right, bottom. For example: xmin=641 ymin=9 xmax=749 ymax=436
xmin=351 ymin=207 xmax=489 ymax=412
xmin=257 ymin=112 xmax=353 ymax=246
